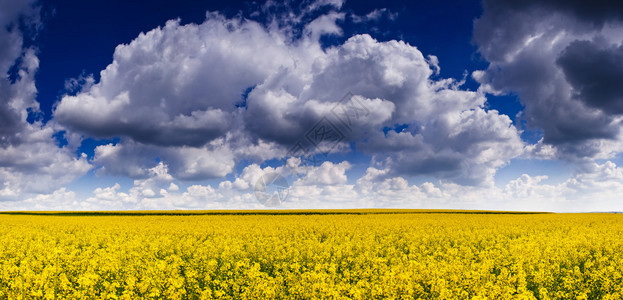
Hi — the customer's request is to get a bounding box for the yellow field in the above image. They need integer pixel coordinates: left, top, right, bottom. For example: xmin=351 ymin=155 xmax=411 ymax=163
xmin=0 ymin=211 xmax=621 ymax=299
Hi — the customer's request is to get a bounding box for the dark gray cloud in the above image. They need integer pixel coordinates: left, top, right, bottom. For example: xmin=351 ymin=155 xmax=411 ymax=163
xmin=557 ymin=40 xmax=623 ymax=114
xmin=481 ymin=0 xmax=623 ymax=27
xmin=59 ymin=106 xmax=229 ymax=147
xmin=362 ymin=107 xmax=523 ymax=186
xmin=0 ymin=83 xmax=23 ymax=147
xmin=474 ymin=0 xmax=623 ymax=159
xmin=550 ymin=0 xmax=623 ymax=24
xmin=0 ymin=0 xmax=38 ymax=147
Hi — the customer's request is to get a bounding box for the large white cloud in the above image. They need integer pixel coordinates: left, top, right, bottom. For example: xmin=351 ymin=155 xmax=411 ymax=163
xmin=55 ymin=15 xmax=295 ymax=147
xmin=54 ymin=5 xmax=524 ymax=187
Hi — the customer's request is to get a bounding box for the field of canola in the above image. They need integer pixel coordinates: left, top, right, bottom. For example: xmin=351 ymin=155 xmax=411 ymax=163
xmin=0 ymin=210 xmax=622 ymax=299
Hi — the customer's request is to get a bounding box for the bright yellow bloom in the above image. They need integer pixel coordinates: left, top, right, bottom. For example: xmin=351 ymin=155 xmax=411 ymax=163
xmin=0 ymin=210 xmax=621 ymax=299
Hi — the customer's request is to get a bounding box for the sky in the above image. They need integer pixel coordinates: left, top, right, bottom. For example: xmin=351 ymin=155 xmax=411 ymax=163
xmin=1 ymin=0 xmax=623 ymax=211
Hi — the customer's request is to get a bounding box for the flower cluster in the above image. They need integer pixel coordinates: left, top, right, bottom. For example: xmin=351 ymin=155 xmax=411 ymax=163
xmin=0 ymin=211 xmax=621 ymax=299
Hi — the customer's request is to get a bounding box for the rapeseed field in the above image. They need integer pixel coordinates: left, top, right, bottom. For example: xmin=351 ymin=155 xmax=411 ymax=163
xmin=0 ymin=210 xmax=621 ymax=299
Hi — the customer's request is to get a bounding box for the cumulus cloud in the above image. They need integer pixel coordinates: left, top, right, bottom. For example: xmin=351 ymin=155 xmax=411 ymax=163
xmin=2 ymin=156 xmax=620 ymax=211
xmin=248 ymin=31 xmax=526 ymax=186
xmin=364 ymin=107 xmax=523 ymax=186
xmin=122 ymin=159 xmax=623 ymax=212
xmin=473 ymin=0 xmax=623 ymax=160
xmin=0 ymin=127 xmax=90 ymax=197
xmin=297 ymin=161 xmax=350 ymax=185
xmin=501 ymin=161 xmax=623 ymax=211
xmin=17 ymin=188 xmax=80 ymax=211
xmin=53 ymin=5 xmax=524 ymax=187
xmin=92 ymin=138 xmax=236 ymax=180
xmin=55 ymin=16 xmax=294 ymax=147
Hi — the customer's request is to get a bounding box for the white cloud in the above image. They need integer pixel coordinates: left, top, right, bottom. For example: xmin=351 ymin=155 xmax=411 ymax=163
xmin=351 ymin=8 xmax=398 ymax=24
xmin=245 ymin=32 xmax=524 ymax=186
xmin=55 ymin=16 xmax=294 ymax=147
xmin=297 ymin=161 xmax=350 ymax=185
xmin=306 ymin=0 xmax=344 ymax=12
xmin=1 ymin=157 xmax=621 ymax=212
xmin=303 ymin=11 xmax=344 ymax=41
xmin=50 ymin=5 xmax=524 ymax=188
xmin=20 ymin=188 xmax=79 ymax=211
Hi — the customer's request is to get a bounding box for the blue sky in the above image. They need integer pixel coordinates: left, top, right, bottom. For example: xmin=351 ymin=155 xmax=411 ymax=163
xmin=1 ymin=0 xmax=623 ymax=211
